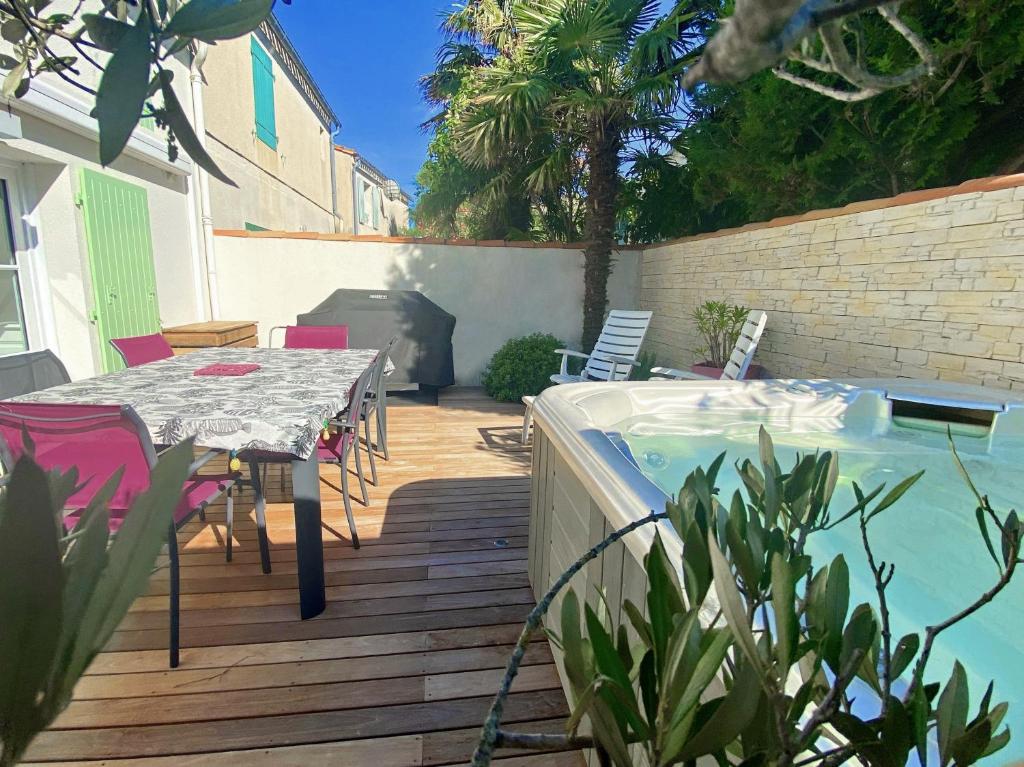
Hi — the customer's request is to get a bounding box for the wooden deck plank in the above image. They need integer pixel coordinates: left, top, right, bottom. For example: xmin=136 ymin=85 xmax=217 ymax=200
xmin=74 ymin=644 xmax=555 ymax=700
xmin=26 ymin=690 xmax=569 ymax=760
xmin=30 ymin=390 xmax=572 ymax=765
xmin=54 ymin=665 xmax=562 ymax=729
xmin=39 ymin=720 xmax=583 ymax=767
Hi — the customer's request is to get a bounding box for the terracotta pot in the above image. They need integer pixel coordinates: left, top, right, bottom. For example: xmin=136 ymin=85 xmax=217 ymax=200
xmin=691 ymin=362 xmax=767 ymax=380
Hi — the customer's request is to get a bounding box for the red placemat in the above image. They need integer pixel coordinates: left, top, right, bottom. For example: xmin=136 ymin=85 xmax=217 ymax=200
xmin=194 ymin=363 xmax=261 ymax=377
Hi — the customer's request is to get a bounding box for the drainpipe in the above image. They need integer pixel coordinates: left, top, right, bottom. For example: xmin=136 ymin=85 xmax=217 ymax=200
xmin=184 ymin=158 xmax=207 ymax=321
xmin=352 ymin=162 xmax=360 ymax=235
xmin=329 ymin=126 xmax=340 ymax=232
xmin=190 ymin=43 xmax=220 ymax=319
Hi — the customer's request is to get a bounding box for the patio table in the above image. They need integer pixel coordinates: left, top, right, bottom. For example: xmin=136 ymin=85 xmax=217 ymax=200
xmin=14 ymin=346 xmax=386 ymax=620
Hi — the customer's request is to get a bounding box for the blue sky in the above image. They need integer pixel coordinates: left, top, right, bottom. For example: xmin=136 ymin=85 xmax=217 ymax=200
xmin=276 ymin=1 xmax=450 ymax=198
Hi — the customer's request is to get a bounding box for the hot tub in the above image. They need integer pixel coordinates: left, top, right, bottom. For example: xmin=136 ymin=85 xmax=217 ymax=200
xmin=528 ymin=378 xmax=1024 ymax=758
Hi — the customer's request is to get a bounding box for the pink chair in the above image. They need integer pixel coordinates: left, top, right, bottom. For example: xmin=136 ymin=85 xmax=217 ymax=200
xmin=273 ymin=325 xmax=349 ymax=350
xmin=0 ymin=401 xmax=270 ymax=668
xmin=110 ymin=333 xmax=174 ymax=367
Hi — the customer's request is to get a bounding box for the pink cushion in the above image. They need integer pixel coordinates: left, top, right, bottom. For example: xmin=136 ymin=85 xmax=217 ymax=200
xmin=316 ymin=430 xmax=354 ymax=462
xmin=194 ymin=363 xmax=261 ymax=377
xmin=284 ymin=325 xmax=348 ymax=350
xmin=110 ymin=334 xmax=174 ymax=367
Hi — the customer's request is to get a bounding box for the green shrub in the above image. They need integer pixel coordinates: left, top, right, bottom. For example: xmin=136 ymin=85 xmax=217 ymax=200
xmin=483 ymin=333 xmax=565 ymax=401
xmin=631 ymin=349 xmax=658 ymax=381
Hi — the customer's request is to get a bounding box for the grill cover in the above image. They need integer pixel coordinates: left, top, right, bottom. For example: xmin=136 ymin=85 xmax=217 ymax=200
xmin=297 ymin=289 xmax=456 ymax=388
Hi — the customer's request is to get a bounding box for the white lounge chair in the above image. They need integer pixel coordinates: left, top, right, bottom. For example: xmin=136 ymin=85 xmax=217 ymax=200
xmin=521 ymin=310 xmax=653 ymax=443
xmin=651 ymin=310 xmax=767 ymax=381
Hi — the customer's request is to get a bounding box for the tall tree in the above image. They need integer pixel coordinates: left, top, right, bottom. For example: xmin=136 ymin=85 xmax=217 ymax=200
xmin=624 ymin=0 xmax=1024 ymax=241
xmin=450 ymin=0 xmax=708 ymax=349
xmin=416 ymin=13 xmax=586 ymax=242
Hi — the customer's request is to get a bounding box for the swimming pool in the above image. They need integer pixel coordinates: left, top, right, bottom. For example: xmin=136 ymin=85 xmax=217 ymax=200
xmin=527 ymin=378 xmax=1024 ymax=760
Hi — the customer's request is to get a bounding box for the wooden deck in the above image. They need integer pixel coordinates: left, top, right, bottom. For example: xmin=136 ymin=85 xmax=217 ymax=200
xmin=27 ymin=388 xmax=580 ymax=766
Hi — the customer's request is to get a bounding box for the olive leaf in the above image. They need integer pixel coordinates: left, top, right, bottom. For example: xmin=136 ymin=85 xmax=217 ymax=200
xmin=0 ymin=457 xmax=63 ymax=763
xmin=81 ymin=13 xmax=132 ymax=52
xmin=95 ymin=17 xmax=152 ymax=165
xmin=165 ymin=0 xmax=274 ymax=42
xmin=158 ymin=69 xmax=237 ymax=186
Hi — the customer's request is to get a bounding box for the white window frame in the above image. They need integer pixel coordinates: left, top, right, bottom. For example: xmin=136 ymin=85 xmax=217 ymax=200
xmin=0 ymin=160 xmax=53 ymax=357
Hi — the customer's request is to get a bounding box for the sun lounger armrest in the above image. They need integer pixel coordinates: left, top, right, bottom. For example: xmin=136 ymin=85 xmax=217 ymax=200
xmin=650 ymin=366 xmax=713 ymax=381
xmin=554 ymin=348 xmax=591 ymax=376
xmin=590 ymin=351 xmax=641 ymax=381
xmin=598 ymin=353 xmax=641 ymax=368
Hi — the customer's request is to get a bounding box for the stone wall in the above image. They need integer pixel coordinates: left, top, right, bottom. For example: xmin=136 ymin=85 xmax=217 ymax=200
xmin=640 ymin=175 xmax=1024 ymax=390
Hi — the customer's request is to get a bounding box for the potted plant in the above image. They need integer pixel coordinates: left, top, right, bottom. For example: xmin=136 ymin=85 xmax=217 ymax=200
xmin=692 ymin=300 xmax=765 ymax=379
xmin=472 ymin=430 xmax=1017 ymax=766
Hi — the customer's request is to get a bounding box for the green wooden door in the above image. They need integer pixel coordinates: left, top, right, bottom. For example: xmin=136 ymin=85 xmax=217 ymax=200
xmin=78 ymin=168 xmax=161 ymax=372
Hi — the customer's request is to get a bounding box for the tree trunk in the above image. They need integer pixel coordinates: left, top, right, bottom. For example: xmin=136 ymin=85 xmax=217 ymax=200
xmin=581 ymin=120 xmax=622 ymax=351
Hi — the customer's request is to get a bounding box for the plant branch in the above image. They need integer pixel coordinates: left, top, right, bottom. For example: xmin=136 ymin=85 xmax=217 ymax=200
xmin=5 ymin=0 xmax=97 ymax=98
xmin=0 ymin=1 xmax=101 ymax=48
xmin=471 ymin=510 xmax=669 ymax=767
xmin=905 ymin=539 xmax=1019 ymax=701
xmin=683 ymin=0 xmax=894 ymax=89
xmin=860 ymin=512 xmax=893 ymax=714
xmin=786 ymin=648 xmax=866 ymax=764
xmin=493 ymin=731 xmax=596 ymax=750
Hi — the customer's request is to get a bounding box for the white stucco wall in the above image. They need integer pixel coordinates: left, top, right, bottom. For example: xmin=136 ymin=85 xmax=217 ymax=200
xmin=214 ymin=235 xmax=642 ymax=384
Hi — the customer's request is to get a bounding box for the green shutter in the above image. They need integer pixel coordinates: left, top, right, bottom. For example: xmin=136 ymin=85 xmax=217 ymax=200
xmin=371 ymin=185 xmax=381 ymax=229
xmin=78 ymin=169 xmax=161 ymax=373
xmin=251 ymin=37 xmax=277 ymax=150
xmin=244 ymin=221 xmax=268 ymax=231
xmin=357 ymin=182 xmax=367 ymax=225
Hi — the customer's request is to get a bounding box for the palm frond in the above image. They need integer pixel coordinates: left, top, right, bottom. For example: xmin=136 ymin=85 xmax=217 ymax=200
xmin=457 ymin=73 xmax=558 ymax=165
xmin=627 ymin=5 xmax=702 ymax=77
xmin=523 ymin=140 xmax=579 ymax=194
xmin=420 ymin=42 xmax=489 ymax=106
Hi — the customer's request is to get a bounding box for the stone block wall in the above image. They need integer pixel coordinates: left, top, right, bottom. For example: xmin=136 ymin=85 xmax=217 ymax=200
xmin=640 ymin=175 xmax=1024 ymax=390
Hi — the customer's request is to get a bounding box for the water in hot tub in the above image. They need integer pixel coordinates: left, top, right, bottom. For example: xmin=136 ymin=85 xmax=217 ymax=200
xmin=612 ymin=410 xmax=1024 ymax=759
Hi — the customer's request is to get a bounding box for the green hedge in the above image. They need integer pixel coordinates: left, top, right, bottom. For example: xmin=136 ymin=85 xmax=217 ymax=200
xmin=482 ymin=333 xmax=565 ymax=402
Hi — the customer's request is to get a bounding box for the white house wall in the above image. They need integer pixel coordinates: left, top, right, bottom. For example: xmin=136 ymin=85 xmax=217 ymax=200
xmin=202 ymin=32 xmax=336 ymax=232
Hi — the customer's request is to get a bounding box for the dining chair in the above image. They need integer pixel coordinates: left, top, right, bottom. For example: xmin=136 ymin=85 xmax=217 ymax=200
xmin=110 ymin=333 xmax=175 ymax=367
xmin=361 ymin=335 xmax=398 ymax=485
xmin=0 ymin=349 xmax=71 ymax=399
xmin=110 ymin=333 xmax=268 ymax=550
xmin=269 ymin=325 xmax=349 ymax=350
xmin=317 ymin=362 xmax=375 ymax=548
xmin=0 ymin=401 xmax=270 ymax=668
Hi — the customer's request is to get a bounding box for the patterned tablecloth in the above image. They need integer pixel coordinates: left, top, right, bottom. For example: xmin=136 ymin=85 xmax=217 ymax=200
xmin=15 ymin=347 xmax=385 ymax=459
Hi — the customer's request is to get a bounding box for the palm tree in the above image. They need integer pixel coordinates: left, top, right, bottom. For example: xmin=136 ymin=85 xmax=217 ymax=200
xmin=451 ymin=0 xmax=708 ymax=348
xmin=418 ymin=9 xmax=586 ymax=242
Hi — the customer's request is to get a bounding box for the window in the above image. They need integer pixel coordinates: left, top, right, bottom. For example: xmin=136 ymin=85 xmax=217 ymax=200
xmin=0 ymin=180 xmax=29 ymax=355
xmin=358 ymin=180 xmax=372 ymax=226
xmin=251 ymin=37 xmax=277 ymax=150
